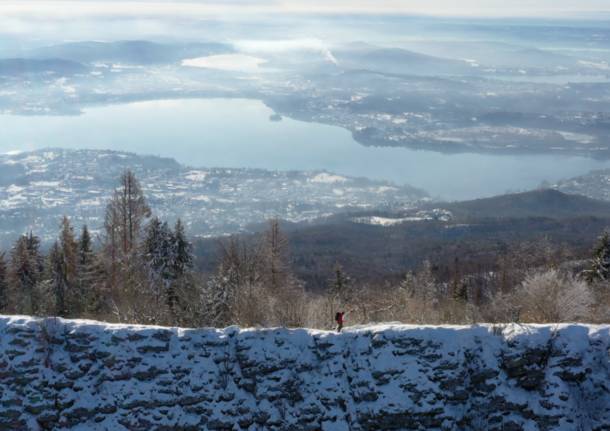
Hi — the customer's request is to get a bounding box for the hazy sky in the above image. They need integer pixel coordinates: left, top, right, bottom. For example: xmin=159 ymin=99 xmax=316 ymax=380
xmin=2 ymin=0 xmax=610 ymax=18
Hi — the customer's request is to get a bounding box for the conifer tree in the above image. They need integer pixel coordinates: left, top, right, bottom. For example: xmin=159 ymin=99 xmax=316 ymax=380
xmin=169 ymin=219 xmax=194 ymax=318
xmin=328 ymin=263 xmax=352 ymax=314
xmin=59 ymin=216 xmax=80 ymax=314
xmin=0 ymin=252 xmax=8 ymax=313
xmin=399 ymin=271 xmax=417 ymax=299
xmin=79 ymin=225 xmax=93 ymax=268
xmin=78 ymin=225 xmax=106 ymax=316
xmin=142 ymin=217 xmax=175 ymax=301
xmin=587 ymin=231 xmax=610 ymax=282
xmin=47 ymin=241 xmax=68 ymax=316
xmin=173 ymin=219 xmax=193 ymax=278
xmin=205 ymin=262 xmax=239 ymax=327
xmin=9 ymin=233 xmax=44 ymax=314
xmin=142 ymin=217 xmax=167 ymax=282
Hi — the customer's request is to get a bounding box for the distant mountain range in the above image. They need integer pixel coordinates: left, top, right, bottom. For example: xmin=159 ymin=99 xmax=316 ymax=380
xmin=332 ymin=43 xmax=479 ymax=76
xmin=28 ymin=40 xmax=233 ymax=65
xmin=0 ymin=58 xmax=88 ymax=76
xmin=0 ymin=41 xmax=234 ymax=78
xmin=0 ymin=149 xmax=425 ymax=247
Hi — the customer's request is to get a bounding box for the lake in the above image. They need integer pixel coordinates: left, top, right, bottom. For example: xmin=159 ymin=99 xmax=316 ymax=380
xmin=2 ymin=98 xmax=610 ymax=201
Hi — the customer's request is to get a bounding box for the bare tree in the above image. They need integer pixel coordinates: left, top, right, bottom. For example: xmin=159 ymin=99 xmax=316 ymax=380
xmin=257 ymin=219 xmax=306 ymax=326
xmin=102 ymin=170 xmax=153 ymax=323
xmin=104 ymin=170 xmax=151 ymax=259
xmin=261 ymin=218 xmax=291 ymax=293
xmin=516 ymin=269 xmax=593 ymax=323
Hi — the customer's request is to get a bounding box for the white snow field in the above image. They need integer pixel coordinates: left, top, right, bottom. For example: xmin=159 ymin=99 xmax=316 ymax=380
xmin=0 ymin=316 xmax=609 ymax=430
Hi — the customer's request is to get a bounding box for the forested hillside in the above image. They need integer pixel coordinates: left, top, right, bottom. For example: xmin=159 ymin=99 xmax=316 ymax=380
xmin=1 ymin=170 xmax=609 ymax=328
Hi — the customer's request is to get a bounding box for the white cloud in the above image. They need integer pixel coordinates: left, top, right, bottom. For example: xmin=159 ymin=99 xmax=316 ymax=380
xmin=234 ymin=38 xmax=338 ymax=64
xmin=182 ymin=54 xmax=267 ymax=72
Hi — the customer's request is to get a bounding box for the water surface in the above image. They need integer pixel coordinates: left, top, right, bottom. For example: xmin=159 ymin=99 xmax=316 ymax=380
xmin=2 ymin=98 xmax=610 ymax=200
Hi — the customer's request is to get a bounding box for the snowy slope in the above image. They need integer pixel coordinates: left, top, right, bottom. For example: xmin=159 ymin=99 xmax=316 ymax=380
xmin=0 ymin=316 xmax=609 ymax=430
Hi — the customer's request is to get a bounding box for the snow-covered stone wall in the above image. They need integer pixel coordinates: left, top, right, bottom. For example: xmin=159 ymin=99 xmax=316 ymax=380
xmin=0 ymin=316 xmax=609 ymax=430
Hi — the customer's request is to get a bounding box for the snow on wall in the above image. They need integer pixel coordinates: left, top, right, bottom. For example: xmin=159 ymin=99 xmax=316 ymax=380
xmin=0 ymin=316 xmax=609 ymax=430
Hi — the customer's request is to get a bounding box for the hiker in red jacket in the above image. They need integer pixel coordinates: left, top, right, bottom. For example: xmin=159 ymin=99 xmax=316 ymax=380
xmin=335 ymin=311 xmax=345 ymax=333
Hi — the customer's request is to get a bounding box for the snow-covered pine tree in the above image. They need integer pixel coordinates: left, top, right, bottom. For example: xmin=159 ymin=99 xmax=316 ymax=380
xmin=203 ymin=235 xmax=261 ymax=327
xmin=142 ymin=217 xmax=165 ymax=282
xmin=399 ymin=271 xmax=417 ymax=299
xmin=205 ymin=264 xmax=239 ymax=327
xmin=142 ymin=217 xmax=175 ymax=293
xmin=172 ymin=219 xmax=193 ymax=278
xmin=168 ymin=219 xmax=194 ymax=320
xmin=587 ymin=231 xmax=610 ymax=282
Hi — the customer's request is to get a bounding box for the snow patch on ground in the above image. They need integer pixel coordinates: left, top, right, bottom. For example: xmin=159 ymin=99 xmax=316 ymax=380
xmin=184 ymin=170 xmax=208 ymax=182
xmin=309 ymin=172 xmax=348 ymax=184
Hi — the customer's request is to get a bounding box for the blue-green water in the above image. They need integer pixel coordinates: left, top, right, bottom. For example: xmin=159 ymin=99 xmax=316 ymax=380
xmin=2 ymin=98 xmax=610 ymax=200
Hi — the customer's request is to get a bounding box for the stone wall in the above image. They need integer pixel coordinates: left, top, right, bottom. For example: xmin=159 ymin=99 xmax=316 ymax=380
xmin=0 ymin=317 xmax=608 ymax=430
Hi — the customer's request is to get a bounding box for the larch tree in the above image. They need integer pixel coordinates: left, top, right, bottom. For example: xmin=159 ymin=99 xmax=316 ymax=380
xmin=261 ymin=218 xmax=293 ymax=293
xmin=103 ymin=197 xmax=120 ymax=288
xmin=104 ymin=170 xmax=151 ymax=276
xmin=117 ymin=170 xmax=151 ymax=255
xmin=103 ymin=170 xmax=151 ymax=320
xmin=259 ymin=219 xmax=305 ymax=326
